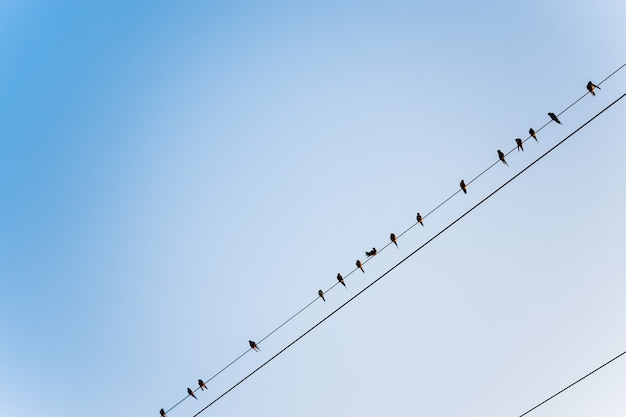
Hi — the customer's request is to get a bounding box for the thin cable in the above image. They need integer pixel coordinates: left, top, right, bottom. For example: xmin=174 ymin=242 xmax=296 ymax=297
xmin=519 ymin=349 xmax=626 ymax=417
xmin=160 ymin=64 xmax=626 ymax=415
xmin=192 ymin=93 xmax=626 ymax=416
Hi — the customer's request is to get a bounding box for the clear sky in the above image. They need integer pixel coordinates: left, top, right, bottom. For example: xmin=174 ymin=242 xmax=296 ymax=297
xmin=1 ymin=1 xmax=625 ymax=417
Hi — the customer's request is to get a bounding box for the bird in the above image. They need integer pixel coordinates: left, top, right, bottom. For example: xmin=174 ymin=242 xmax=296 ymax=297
xmin=187 ymin=387 xmax=197 ymax=400
xmin=586 ymin=81 xmax=601 ymax=96
xmin=515 ymin=138 xmax=524 ymax=151
xmin=529 ymin=128 xmax=538 ymax=142
xmin=356 ymin=260 xmax=364 ymax=273
xmin=337 ymin=273 xmax=346 ymax=287
xmin=498 ymin=150 xmax=508 ymax=166
xmin=249 ymin=340 xmax=260 ymax=351
xmin=390 ymin=233 xmax=398 ymax=248
xmin=548 ymin=112 xmax=562 ymax=124
xmin=365 ymin=248 xmax=377 ymax=257
xmin=160 ymin=409 xmax=167 ymax=417
xmin=416 ymin=212 xmax=424 ymax=226
xmin=460 ymin=179 xmax=467 ymax=194
xmin=318 ymin=289 xmax=325 ymax=301
xmin=198 ymin=379 xmax=207 ymax=391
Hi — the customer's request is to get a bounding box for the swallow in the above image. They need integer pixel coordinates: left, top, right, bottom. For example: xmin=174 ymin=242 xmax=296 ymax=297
xmin=318 ymin=289 xmax=325 ymax=301
xmin=160 ymin=409 xmax=167 ymax=417
xmin=498 ymin=150 xmax=508 ymax=166
xmin=187 ymin=387 xmax=197 ymax=399
xmin=365 ymin=248 xmax=377 ymax=257
xmin=416 ymin=212 xmax=424 ymax=226
xmin=390 ymin=233 xmax=398 ymax=248
xmin=337 ymin=273 xmax=346 ymax=287
xmin=249 ymin=340 xmax=260 ymax=351
xmin=198 ymin=379 xmax=207 ymax=391
xmin=529 ymin=128 xmax=538 ymax=142
xmin=460 ymin=179 xmax=467 ymax=194
xmin=586 ymin=81 xmax=600 ymax=96
xmin=548 ymin=112 xmax=562 ymax=125
xmin=515 ymin=138 xmax=524 ymax=151
xmin=356 ymin=260 xmax=364 ymax=273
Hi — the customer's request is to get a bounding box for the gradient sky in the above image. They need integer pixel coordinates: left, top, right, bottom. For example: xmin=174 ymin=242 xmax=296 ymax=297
xmin=1 ymin=2 xmax=626 ymax=417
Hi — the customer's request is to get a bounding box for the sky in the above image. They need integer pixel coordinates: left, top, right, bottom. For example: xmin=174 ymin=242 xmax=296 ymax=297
xmin=1 ymin=1 xmax=626 ymax=417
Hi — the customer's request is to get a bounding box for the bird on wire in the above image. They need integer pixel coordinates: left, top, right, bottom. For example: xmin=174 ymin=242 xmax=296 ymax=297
xmin=515 ymin=138 xmax=524 ymax=151
xmin=249 ymin=340 xmax=260 ymax=351
xmin=390 ymin=233 xmax=398 ymax=248
xmin=198 ymin=379 xmax=207 ymax=391
xmin=337 ymin=273 xmax=346 ymax=287
xmin=365 ymin=248 xmax=377 ymax=257
xmin=356 ymin=260 xmax=364 ymax=273
xmin=460 ymin=179 xmax=467 ymax=194
xmin=416 ymin=212 xmax=424 ymax=226
xmin=587 ymin=81 xmax=601 ymax=96
xmin=498 ymin=150 xmax=508 ymax=166
xmin=187 ymin=387 xmax=197 ymax=400
xmin=318 ymin=289 xmax=325 ymax=302
xmin=529 ymin=128 xmax=538 ymax=142
xmin=548 ymin=112 xmax=562 ymax=124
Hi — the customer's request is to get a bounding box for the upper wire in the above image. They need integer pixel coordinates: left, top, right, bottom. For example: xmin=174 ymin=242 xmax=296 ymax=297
xmin=161 ymin=63 xmax=626 ymax=415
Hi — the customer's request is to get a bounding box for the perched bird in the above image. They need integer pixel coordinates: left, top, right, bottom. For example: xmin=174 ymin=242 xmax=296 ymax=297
xmin=548 ymin=112 xmax=562 ymax=125
xmin=586 ymin=81 xmax=601 ymax=96
xmin=460 ymin=179 xmax=467 ymax=194
xmin=160 ymin=409 xmax=167 ymax=417
xmin=529 ymin=128 xmax=538 ymax=142
xmin=198 ymin=379 xmax=207 ymax=391
xmin=187 ymin=387 xmax=197 ymax=400
xmin=390 ymin=233 xmax=398 ymax=248
xmin=337 ymin=273 xmax=346 ymax=287
xmin=365 ymin=247 xmax=377 ymax=257
xmin=356 ymin=259 xmax=364 ymax=273
xmin=318 ymin=289 xmax=325 ymax=302
xmin=249 ymin=340 xmax=260 ymax=351
xmin=498 ymin=150 xmax=508 ymax=166
xmin=515 ymin=138 xmax=524 ymax=152
xmin=416 ymin=212 xmax=424 ymax=226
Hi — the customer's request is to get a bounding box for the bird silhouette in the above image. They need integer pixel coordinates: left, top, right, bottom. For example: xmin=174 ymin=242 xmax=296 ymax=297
xmin=390 ymin=233 xmax=398 ymax=248
xmin=498 ymin=150 xmax=508 ymax=166
xmin=337 ymin=273 xmax=346 ymax=287
xmin=586 ymin=81 xmax=601 ymax=96
xmin=356 ymin=260 xmax=364 ymax=273
xmin=198 ymin=379 xmax=207 ymax=391
xmin=160 ymin=409 xmax=167 ymax=417
xmin=365 ymin=248 xmax=377 ymax=257
xmin=529 ymin=128 xmax=538 ymax=142
xmin=318 ymin=289 xmax=325 ymax=302
xmin=515 ymin=138 xmax=524 ymax=151
xmin=187 ymin=387 xmax=197 ymax=400
xmin=416 ymin=212 xmax=424 ymax=226
xmin=548 ymin=112 xmax=562 ymax=124
xmin=460 ymin=179 xmax=467 ymax=194
xmin=249 ymin=340 xmax=260 ymax=351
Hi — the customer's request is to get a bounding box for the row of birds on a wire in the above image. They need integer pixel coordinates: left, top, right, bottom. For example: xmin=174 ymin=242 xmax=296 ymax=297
xmin=158 ymin=80 xmax=602 ymax=417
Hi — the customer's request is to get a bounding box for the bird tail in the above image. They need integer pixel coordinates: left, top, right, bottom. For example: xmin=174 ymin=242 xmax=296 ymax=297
xmin=393 ymin=241 xmax=398 ymax=248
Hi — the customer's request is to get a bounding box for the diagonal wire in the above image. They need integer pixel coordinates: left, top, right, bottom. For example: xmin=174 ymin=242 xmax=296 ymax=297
xmin=161 ymin=63 xmax=626 ymax=415
xmin=192 ymin=93 xmax=626 ymax=416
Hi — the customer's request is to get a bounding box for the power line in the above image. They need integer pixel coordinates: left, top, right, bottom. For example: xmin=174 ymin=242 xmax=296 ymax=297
xmin=162 ymin=63 xmax=626 ymax=415
xmin=519 ymin=349 xmax=626 ymax=417
xmin=192 ymin=93 xmax=626 ymax=417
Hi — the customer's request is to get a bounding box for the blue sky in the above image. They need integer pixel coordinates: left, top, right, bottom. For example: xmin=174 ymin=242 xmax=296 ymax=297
xmin=1 ymin=1 xmax=625 ymax=416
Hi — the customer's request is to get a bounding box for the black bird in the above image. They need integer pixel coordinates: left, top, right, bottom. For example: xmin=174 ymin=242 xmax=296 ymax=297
xmin=198 ymin=379 xmax=207 ymax=391
xmin=390 ymin=233 xmax=398 ymax=248
xmin=498 ymin=150 xmax=508 ymax=166
xmin=586 ymin=81 xmax=601 ymax=96
xmin=515 ymin=138 xmax=524 ymax=152
xmin=460 ymin=179 xmax=467 ymax=194
xmin=337 ymin=273 xmax=346 ymax=287
xmin=187 ymin=387 xmax=197 ymax=400
xmin=356 ymin=260 xmax=364 ymax=273
xmin=365 ymin=248 xmax=377 ymax=257
xmin=529 ymin=128 xmax=538 ymax=142
xmin=416 ymin=212 xmax=424 ymax=226
xmin=160 ymin=409 xmax=167 ymax=417
xmin=548 ymin=112 xmax=562 ymax=124
xmin=318 ymin=289 xmax=325 ymax=302
xmin=249 ymin=340 xmax=260 ymax=351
